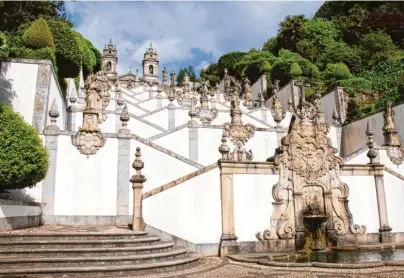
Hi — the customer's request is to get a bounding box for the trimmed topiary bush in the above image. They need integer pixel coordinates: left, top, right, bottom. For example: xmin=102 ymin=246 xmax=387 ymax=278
xmin=22 ymin=18 xmax=54 ymax=50
xmin=48 ymin=20 xmax=82 ymax=78
xmin=72 ymin=31 xmax=96 ymax=78
xmin=0 ymin=32 xmax=9 ymax=59
xmin=260 ymin=61 xmax=271 ymax=73
xmin=290 ymin=62 xmax=303 ymax=78
xmin=0 ymin=102 xmax=49 ymax=193
xmin=323 ymin=63 xmax=352 ymax=87
xmin=23 ymin=47 xmax=57 ymax=72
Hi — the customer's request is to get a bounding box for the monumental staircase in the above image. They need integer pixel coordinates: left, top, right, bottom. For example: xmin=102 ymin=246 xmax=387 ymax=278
xmin=0 ymin=226 xmax=199 ymax=277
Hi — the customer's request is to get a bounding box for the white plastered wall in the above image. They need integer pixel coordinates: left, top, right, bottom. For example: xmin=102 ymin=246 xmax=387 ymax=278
xmin=46 ymin=71 xmax=67 ymax=130
xmin=0 ymin=62 xmax=38 ymax=124
xmin=234 ymin=174 xmax=278 ymax=241
xmin=142 ymin=168 xmax=222 ymax=244
xmin=153 ymin=127 xmax=189 ymax=159
xmin=54 ymin=136 xmax=118 ymax=216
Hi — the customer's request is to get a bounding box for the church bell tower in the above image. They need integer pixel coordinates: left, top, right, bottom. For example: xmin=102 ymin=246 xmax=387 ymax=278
xmin=102 ymin=39 xmax=118 ymax=81
xmin=142 ymin=43 xmax=159 ymax=84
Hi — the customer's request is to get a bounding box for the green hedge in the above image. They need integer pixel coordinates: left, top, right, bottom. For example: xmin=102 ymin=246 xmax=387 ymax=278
xmin=217 ymin=51 xmax=247 ymax=79
xmin=0 ymin=102 xmax=49 ymax=192
xmin=0 ymin=32 xmax=9 ymax=59
xmin=48 ymin=20 xmax=82 ymax=78
xmin=290 ymin=62 xmax=302 ymax=78
xmin=22 ymin=18 xmax=53 ymax=49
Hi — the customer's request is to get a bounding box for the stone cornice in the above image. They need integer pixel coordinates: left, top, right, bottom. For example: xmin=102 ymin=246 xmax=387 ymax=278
xmin=340 ymin=164 xmax=384 ymax=176
xmin=219 ymin=161 xmax=277 ymax=175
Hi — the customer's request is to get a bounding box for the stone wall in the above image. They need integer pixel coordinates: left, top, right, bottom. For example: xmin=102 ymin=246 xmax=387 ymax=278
xmin=0 ymin=200 xmax=41 ymax=231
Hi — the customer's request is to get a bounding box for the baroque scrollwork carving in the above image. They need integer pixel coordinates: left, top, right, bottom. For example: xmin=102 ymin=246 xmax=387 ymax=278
xmin=219 ymin=76 xmax=255 ymax=162
xmin=257 ymin=91 xmax=364 ymax=241
xmin=72 ymin=68 xmax=110 ymax=155
xmin=176 ymin=72 xmax=193 ymax=108
xmin=242 ymin=78 xmax=253 ymax=109
xmin=195 ymin=78 xmax=218 ymax=124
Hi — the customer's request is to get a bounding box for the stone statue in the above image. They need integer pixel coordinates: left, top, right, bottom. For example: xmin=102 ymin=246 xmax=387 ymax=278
xmin=84 ymin=70 xmax=110 ymax=113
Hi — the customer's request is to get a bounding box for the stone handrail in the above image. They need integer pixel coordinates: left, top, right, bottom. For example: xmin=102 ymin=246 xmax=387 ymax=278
xmin=384 ymin=166 xmax=404 ymax=181
xmin=143 ymin=162 xmax=219 ymax=199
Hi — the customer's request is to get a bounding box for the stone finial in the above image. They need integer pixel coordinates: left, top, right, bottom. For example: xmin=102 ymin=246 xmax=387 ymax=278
xmin=188 ymin=97 xmax=198 ymax=124
xmin=271 ymin=81 xmax=285 ymax=124
xmin=382 ymin=102 xmax=400 ymax=147
xmin=168 ymin=72 xmax=176 ymax=104
xmin=156 ymin=85 xmax=163 ymax=99
xmin=195 ymin=78 xmax=218 ymax=124
xmin=47 ymin=98 xmax=60 ymax=130
xmin=119 ymin=103 xmax=130 ymax=134
xmin=218 ymin=133 xmax=230 ymax=160
xmin=242 ymin=77 xmax=253 ymax=109
xmin=287 ymin=96 xmax=294 ymax=112
xmin=69 ymin=87 xmax=78 ymax=105
xmin=332 ymin=107 xmax=341 ymax=126
xmin=116 ymin=91 xmax=124 ymax=107
xmin=130 ymin=147 xmax=147 ymax=231
xmin=366 ymin=120 xmax=377 ymax=164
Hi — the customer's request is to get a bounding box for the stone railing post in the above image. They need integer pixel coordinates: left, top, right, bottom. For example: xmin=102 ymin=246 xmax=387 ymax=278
xmin=130 ymin=147 xmax=147 ymax=231
xmin=374 ymin=165 xmax=392 ymax=242
xmin=218 ymin=161 xmax=239 ymax=257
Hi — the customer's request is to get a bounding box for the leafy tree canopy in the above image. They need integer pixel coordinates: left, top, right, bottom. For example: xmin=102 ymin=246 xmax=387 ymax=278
xmin=177 ymin=65 xmax=199 ymax=86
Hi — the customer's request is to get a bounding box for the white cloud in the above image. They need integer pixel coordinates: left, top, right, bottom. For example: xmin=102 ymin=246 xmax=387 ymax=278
xmin=66 ymin=1 xmax=323 ymax=76
xmin=196 ymin=60 xmax=210 ymax=71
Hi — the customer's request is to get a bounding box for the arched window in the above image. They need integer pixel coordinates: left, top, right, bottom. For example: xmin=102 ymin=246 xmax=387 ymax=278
xmin=149 ymin=65 xmax=154 ymax=75
xmin=106 ymin=62 xmax=112 ymax=71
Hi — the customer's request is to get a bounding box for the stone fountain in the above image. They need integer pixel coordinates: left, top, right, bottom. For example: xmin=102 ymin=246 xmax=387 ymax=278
xmin=303 ymin=195 xmax=328 ymax=251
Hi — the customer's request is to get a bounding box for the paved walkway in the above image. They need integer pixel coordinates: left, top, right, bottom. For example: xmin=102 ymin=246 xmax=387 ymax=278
xmin=137 ymin=257 xmax=404 ymax=278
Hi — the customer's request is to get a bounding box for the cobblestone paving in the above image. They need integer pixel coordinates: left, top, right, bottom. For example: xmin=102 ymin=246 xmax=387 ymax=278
xmin=136 ymin=258 xmax=404 ymax=278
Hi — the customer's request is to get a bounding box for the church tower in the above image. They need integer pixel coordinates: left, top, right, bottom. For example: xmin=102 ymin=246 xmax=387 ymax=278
xmin=102 ymin=39 xmax=118 ymax=81
xmin=142 ymin=43 xmax=159 ymax=84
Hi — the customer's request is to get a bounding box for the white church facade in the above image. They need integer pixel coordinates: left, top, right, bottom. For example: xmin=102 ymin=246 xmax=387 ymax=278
xmin=1 ymin=40 xmax=404 ymax=256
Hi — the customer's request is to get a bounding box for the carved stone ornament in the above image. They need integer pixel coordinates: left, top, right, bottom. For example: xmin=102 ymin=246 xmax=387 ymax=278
xmin=242 ymin=78 xmax=253 ymax=109
xmin=223 ymin=68 xmax=232 ymax=101
xmin=257 ymin=93 xmax=364 ymax=241
xmin=195 ymin=78 xmax=218 ymax=124
xmin=219 ymin=77 xmax=255 ymax=162
xmin=382 ymin=102 xmax=403 ymax=165
xmin=176 ymin=72 xmax=193 ymax=108
xmin=168 ymin=71 xmax=176 ymax=103
xmin=72 ymin=68 xmax=110 ymax=155
xmin=271 ymin=80 xmax=286 ymax=124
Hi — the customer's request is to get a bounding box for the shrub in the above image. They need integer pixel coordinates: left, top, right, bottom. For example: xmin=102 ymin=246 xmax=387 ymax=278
xmin=323 ymin=63 xmax=352 ymax=86
xmin=0 ymin=32 xmax=9 ymax=59
xmin=290 ymin=62 xmax=302 ymax=78
xmin=73 ymin=31 xmax=96 ymax=78
xmin=338 ymin=77 xmax=373 ymax=94
xmin=48 ymin=20 xmax=82 ymax=78
xmin=260 ymin=61 xmax=271 ymax=73
xmin=0 ymin=102 xmax=49 ymax=192
xmin=22 ymin=18 xmax=54 ymax=49
xmin=22 ymin=47 xmax=57 ymax=72
xmin=217 ymin=51 xmax=247 ymax=78
xmin=90 ymin=43 xmax=102 ymax=73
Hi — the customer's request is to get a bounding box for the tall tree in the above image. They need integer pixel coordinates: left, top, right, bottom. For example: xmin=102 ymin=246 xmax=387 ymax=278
xmin=177 ymin=65 xmax=199 ymax=86
xmin=0 ymin=1 xmax=69 ymax=32
xmin=276 ymin=15 xmax=307 ymax=53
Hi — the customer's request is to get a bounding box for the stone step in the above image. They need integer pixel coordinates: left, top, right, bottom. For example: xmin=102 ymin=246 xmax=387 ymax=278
xmin=0 ymin=252 xmax=200 ymax=277
xmin=0 ymin=248 xmax=188 ymax=268
xmin=0 ymin=237 xmax=162 ymax=249
xmin=0 ymin=241 xmax=175 ymax=257
xmin=0 ymin=231 xmax=148 ymax=242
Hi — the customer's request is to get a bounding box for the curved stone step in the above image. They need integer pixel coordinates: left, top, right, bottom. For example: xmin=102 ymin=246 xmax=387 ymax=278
xmin=0 ymin=237 xmax=161 ymax=249
xmin=0 ymin=253 xmax=200 ymax=276
xmin=0 ymin=231 xmax=148 ymax=242
xmin=0 ymin=241 xmax=175 ymax=257
xmin=0 ymin=248 xmax=188 ymax=268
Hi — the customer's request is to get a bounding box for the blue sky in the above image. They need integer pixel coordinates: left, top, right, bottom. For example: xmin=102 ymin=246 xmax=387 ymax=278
xmin=65 ymin=1 xmax=324 ymax=77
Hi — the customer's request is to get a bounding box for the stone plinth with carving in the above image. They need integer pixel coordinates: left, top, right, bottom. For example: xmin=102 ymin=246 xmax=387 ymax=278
xmin=195 ymin=79 xmax=218 ymax=124
xmin=219 ymin=77 xmax=255 ymax=162
xmin=382 ymin=102 xmax=403 ymax=165
xmin=72 ymin=69 xmax=111 ymax=155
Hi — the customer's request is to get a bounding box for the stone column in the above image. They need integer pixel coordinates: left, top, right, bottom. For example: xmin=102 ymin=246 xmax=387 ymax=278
xmin=188 ymin=122 xmax=198 ymax=162
xmin=41 ymin=99 xmax=60 ymax=223
xmin=130 ymin=147 xmax=147 ymax=231
xmin=219 ymin=162 xmax=239 ymax=256
xmin=261 ymin=106 xmax=267 ymax=122
xmin=116 ymin=103 xmax=131 ymax=225
xmin=168 ymin=103 xmax=175 ymax=129
xmin=374 ymin=165 xmax=392 ymax=242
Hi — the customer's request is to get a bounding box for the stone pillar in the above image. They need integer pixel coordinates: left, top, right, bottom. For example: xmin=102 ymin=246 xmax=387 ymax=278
xmin=130 ymin=147 xmax=147 ymax=231
xmin=374 ymin=165 xmax=392 ymax=242
xmin=41 ymin=99 xmax=60 ymax=223
xmin=261 ymin=106 xmax=267 ymax=122
xmin=116 ymin=104 xmax=131 ymax=226
xmin=157 ymin=98 xmax=163 ymax=109
xmin=67 ymin=106 xmax=79 ymax=131
xmin=219 ymin=162 xmax=239 ymax=256
xmin=168 ymin=104 xmax=175 ymax=129
xmin=188 ymin=122 xmax=198 ymax=162
xmin=32 ymin=64 xmax=52 ymax=130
